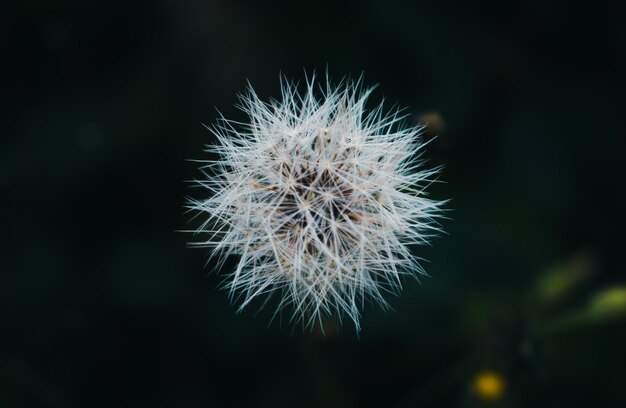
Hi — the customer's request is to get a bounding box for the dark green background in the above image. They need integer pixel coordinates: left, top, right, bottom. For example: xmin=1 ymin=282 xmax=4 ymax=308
xmin=3 ymin=0 xmax=625 ymax=407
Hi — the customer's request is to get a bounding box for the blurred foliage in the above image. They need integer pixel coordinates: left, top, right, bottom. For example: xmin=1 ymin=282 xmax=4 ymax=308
xmin=589 ymin=287 xmax=626 ymax=319
xmin=531 ymin=252 xmax=595 ymax=307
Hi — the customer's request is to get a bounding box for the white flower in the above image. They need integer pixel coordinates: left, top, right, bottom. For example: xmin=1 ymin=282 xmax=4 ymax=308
xmin=187 ymin=75 xmax=445 ymax=331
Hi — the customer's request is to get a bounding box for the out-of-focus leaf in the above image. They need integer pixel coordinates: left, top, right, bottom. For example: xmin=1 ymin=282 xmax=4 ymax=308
xmin=531 ymin=252 xmax=596 ymax=308
xmin=537 ymin=286 xmax=626 ymax=339
xmin=587 ymin=287 xmax=626 ymax=320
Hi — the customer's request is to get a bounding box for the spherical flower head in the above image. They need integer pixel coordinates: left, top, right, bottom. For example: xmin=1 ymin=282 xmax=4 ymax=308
xmin=187 ymin=75 xmax=445 ymax=331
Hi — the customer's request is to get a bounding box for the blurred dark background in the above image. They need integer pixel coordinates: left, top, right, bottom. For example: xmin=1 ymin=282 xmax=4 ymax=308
xmin=3 ymin=0 xmax=626 ymax=406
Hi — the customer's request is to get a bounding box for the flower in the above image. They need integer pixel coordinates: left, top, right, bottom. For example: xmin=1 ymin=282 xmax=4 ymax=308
xmin=472 ymin=371 xmax=505 ymax=400
xmin=186 ymin=75 xmax=445 ymax=331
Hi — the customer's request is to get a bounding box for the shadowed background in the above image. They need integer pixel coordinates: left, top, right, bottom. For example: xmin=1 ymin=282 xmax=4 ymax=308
xmin=3 ymin=0 xmax=626 ymax=407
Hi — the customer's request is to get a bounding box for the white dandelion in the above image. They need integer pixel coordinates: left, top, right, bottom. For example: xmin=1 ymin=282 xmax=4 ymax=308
xmin=186 ymin=74 xmax=446 ymax=331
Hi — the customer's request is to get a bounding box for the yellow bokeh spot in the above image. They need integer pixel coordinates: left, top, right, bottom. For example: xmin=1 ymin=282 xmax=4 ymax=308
xmin=472 ymin=371 xmax=505 ymax=401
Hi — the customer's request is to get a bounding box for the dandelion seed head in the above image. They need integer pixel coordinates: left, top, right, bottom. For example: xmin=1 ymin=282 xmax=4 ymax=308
xmin=186 ymin=74 xmax=446 ymax=331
